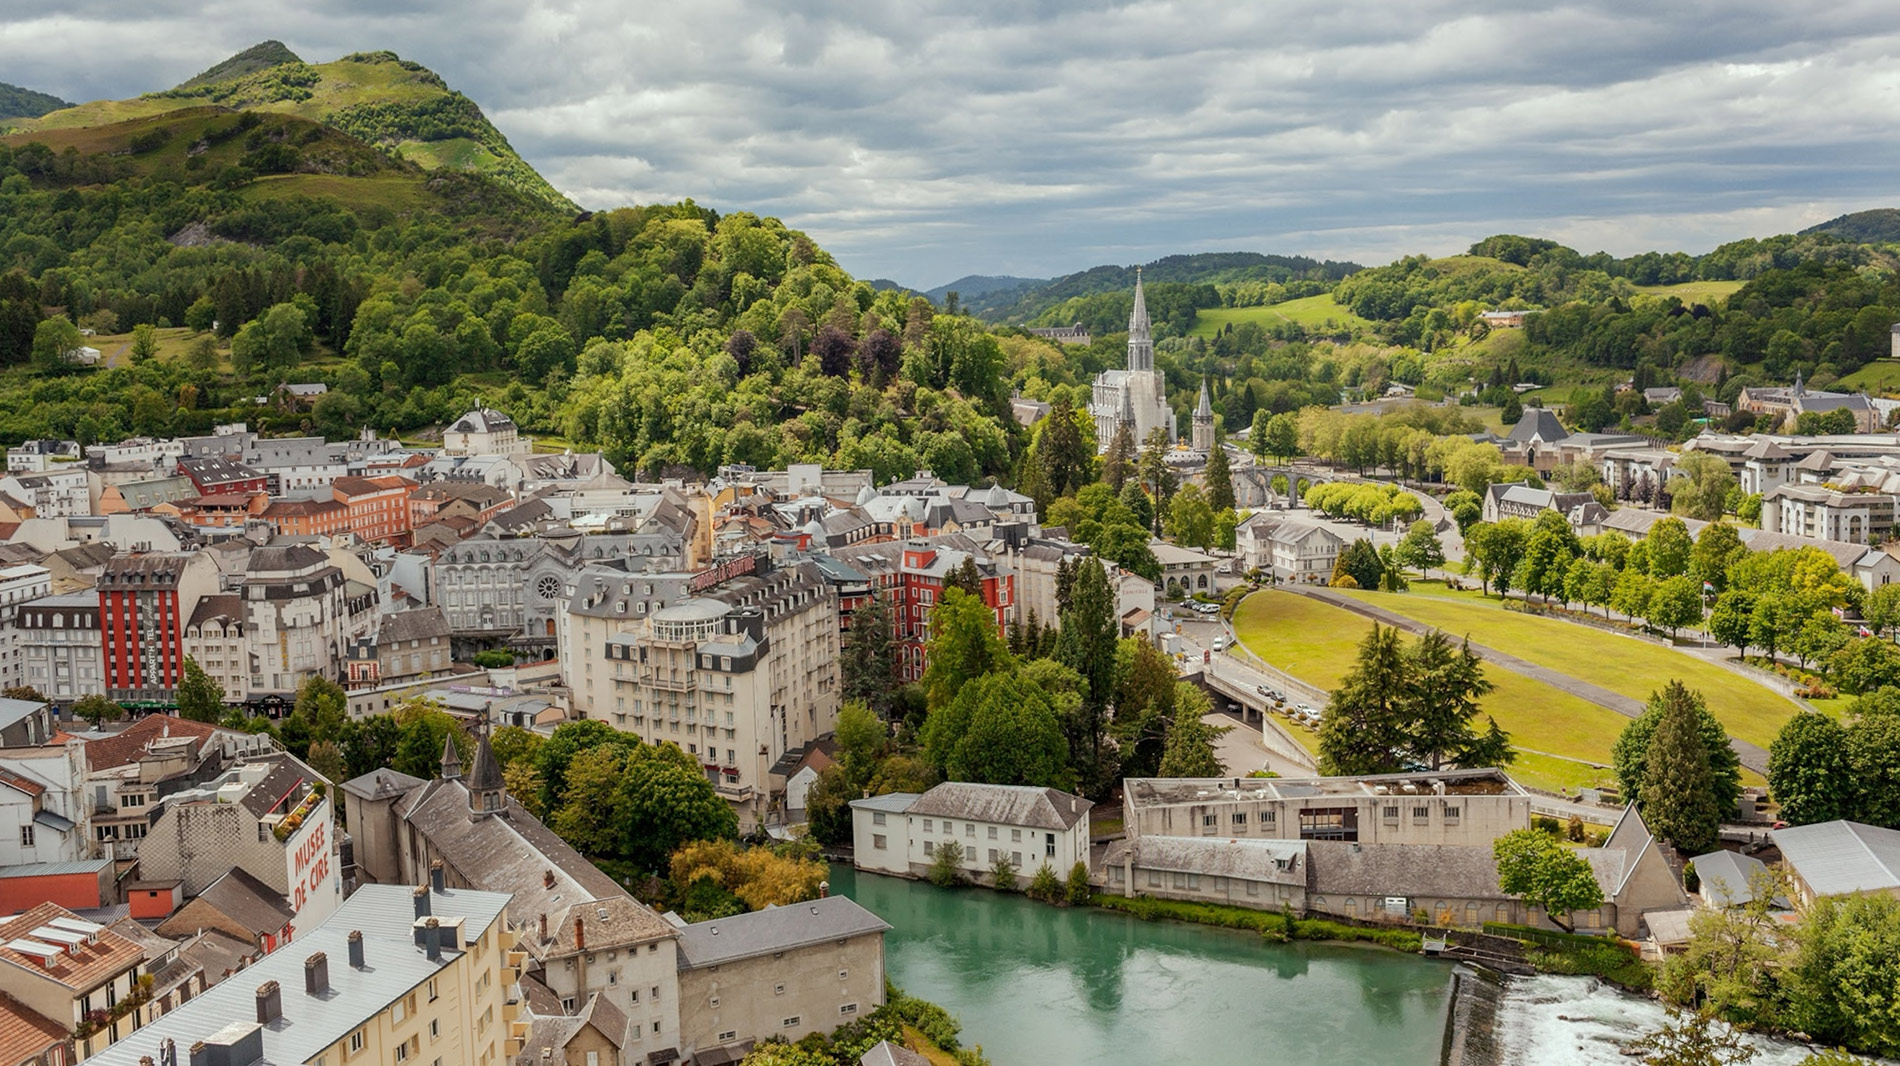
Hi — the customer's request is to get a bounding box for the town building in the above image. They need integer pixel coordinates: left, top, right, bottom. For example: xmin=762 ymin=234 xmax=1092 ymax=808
xmin=672 ymin=896 xmax=890 ymax=1057
xmin=1236 ymin=513 xmax=1343 ymax=584
xmin=6 ymin=441 xmax=81 ymax=474
xmin=1481 ymin=482 xmax=1597 ymax=524
xmin=1150 ymin=541 xmax=1220 ymax=595
xmin=346 ymin=608 xmax=452 ymax=689
xmin=1087 ymin=272 xmax=1176 ymax=452
xmin=333 ymin=475 xmax=417 ymax=545
xmin=239 ymin=545 xmax=355 ymax=699
xmin=97 ymin=552 xmax=219 ymax=706
xmin=1761 ymin=483 xmax=1896 ymax=544
xmin=15 ymin=594 xmax=102 ymax=706
xmin=1121 ymin=769 xmax=1533 ymax=847
xmin=443 ymin=408 xmax=530 ymax=456
xmin=830 ymin=538 xmax=1012 ymax=685
xmin=174 ymin=457 xmax=268 ymax=497
xmin=152 ymin=866 xmax=295 ymax=956
xmin=181 ymin=595 xmax=249 ymax=704
xmin=849 ymin=783 xmax=1093 ymax=884
xmin=0 ymin=905 xmax=147 ymax=1060
xmin=591 ymin=556 xmax=840 ymax=825
xmin=86 ymin=881 xmax=522 ymax=1066
xmin=1771 ymin=820 xmax=1900 ymax=906
xmin=80 ymin=714 xmax=274 ymax=863
xmin=1738 ymin=374 xmax=1878 ymax=433
xmin=138 ymin=753 xmax=341 ymax=931
xmin=0 ymin=469 xmax=95 ymax=519
xmin=0 ymin=741 xmax=89 ymax=867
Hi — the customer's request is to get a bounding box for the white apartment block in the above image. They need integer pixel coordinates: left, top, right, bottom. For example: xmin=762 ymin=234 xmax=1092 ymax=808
xmin=16 ymin=593 xmax=103 ymax=705
xmin=588 ymin=558 xmax=839 ymax=828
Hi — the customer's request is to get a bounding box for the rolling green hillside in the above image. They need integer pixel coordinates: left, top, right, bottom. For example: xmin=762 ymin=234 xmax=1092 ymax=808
xmin=1801 ymin=208 xmax=1900 ymax=245
xmin=0 ymin=83 xmax=73 ymax=122
xmin=21 ymin=45 xmax=574 ymax=212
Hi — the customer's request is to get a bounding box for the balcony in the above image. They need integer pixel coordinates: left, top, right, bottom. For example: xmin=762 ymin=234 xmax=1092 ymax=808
xmin=644 ymin=675 xmax=693 ymax=692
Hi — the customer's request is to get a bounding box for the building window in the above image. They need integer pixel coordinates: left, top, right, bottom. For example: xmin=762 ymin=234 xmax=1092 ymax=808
xmin=1045 ymin=833 xmax=1055 ymax=857
xmin=1445 ymin=806 xmax=1461 ymax=824
xmin=1011 ymin=829 xmax=1021 ymax=842
xmin=987 ymin=826 xmax=998 ymax=839
xmin=782 ymin=1017 xmax=801 ymax=1029
xmin=1383 ymin=805 xmax=1400 ymax=823
xmin=923 ymin=841 xmax=934 ymax=857
xmin=719 ymin=1032 xmax=736 ymax=1043
xmin=923 ymin=819 xmax=933 ymax=833
xmin=965 ymin=823 xmax=974 ymax=837
xmin=429 ymin=1021 xmax=438 ymax=1040
xmin=872 ymin=811 xmax=886 ymax=826
xmin=872 ymin=834 xmax=887 ymax=850
xmin=350 ymin=1032 xmax=364 ymax=1055
xmin=1232 ymin=812 xmax=1247 ymax=826
xmin=840 ymin=1004 xmax=858 ymax=1016
xmin=1413 ymin=805 xmax=1430 ymax=824
xmin=18 ymin=825 xmax=31 ymax=847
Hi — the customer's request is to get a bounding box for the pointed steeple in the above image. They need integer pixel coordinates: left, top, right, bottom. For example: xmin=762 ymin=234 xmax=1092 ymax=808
xmin=1126 ymin=267 xmax=1154 ymax=373
xmin=1793 ymin=367 xmax=1805 ymax=397
xmin=467 ymin=729 xmax=505 ymax=817
xmin=1192 ymin=376 xmax=1215 ymax=452
xmin=440 ymin=733 xmax=463 ymax=780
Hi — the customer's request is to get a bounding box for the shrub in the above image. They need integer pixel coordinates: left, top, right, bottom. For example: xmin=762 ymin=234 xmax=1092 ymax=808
xmin=926 ymin=841 xmax=966 ymax=888
xmin=1065 ymin=862 xmax=1092 ymax=906
xmin=1026 ymin=862 xmax=1061 ymax=902
xmin=1533 ymin=815 xmax=1562 ymax=835
xmin=1566 ymin=815 xmax=1586 ymax=842
xmin=990 ymin=854 xmax=1018 ymax=893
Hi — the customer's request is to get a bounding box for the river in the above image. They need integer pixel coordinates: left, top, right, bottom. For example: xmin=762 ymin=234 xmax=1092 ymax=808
xmin=833 ymin=867 xmax=1828 ymax=1066
xmin=832 ymin=867 xmax=1452 ymax=1066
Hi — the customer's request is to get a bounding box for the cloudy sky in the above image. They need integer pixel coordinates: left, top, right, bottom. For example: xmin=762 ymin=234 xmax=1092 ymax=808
xmin=5 ymin=0 xmax=1899 ymax=286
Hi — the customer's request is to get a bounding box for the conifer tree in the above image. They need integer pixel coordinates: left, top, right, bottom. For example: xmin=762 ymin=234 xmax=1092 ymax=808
xmin=1102 ymin=420 xmax=1136 ymax=494
xmin=1640 ymin=681 xmax=1724 ymax=854
xmin=1204 ymin=440 xmax=1234 ymax=512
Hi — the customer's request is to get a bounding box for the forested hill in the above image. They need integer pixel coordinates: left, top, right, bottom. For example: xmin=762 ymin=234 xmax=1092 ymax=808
xmin=1801 ymin=209 xmax=1900 ymax=245
xmin=966 ymin=251 xmax=1362 ymax=324
xmin=17 ymin=44 xmax=573 ymax=211
xmin=0 ymin=83 xmax=73 ymax=122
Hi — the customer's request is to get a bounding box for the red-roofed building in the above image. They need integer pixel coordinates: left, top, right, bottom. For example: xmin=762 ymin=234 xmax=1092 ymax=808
xmin=259 ymin=497 xmax=348 ymax=538
xmin=0 ymin=990 xmax=70 ymax=1066
xmin=173 ymin=457 xmax=266 ymax=497
xmin=0 ymin=903 xmax=148 ymax=1059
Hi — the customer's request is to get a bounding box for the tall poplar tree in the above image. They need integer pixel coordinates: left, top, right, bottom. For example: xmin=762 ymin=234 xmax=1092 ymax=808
xmin=1102 ymin=421 xmax=1136 ymax=494
xmin=1056 ymin=559 xmax=1119 ymax=794
xmin=1204 ymin=440 xmax=1235 ymax=512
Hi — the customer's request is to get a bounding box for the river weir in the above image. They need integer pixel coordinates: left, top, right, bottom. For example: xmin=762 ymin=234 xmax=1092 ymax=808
xmin=835 ymin=867 xmax=1829 ymax=1066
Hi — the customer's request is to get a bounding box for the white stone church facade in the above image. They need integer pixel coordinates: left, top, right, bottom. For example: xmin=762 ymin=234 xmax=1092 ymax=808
xmin=1089 ymin=271 xmax=1177 ymax=452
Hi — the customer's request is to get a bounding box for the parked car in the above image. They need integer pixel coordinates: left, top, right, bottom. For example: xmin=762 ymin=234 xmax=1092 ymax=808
xmin=1212 ymin=637 xmax=1226 ymax=652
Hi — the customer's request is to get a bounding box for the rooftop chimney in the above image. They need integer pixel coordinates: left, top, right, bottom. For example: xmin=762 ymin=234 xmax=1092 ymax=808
xmin=538 ymin=913 xmax=547 ymax=942
xmin=255 ymin=980 xmax=282 ymax=1025
xmin=425 ymin=918 xmax=442 ymax=962
xmin=818 ymin=880 xmax=829 ymax=899
xmin=347 ymin=930 xmax=364 ymax=969
xmin=430 ymin=860 xmax=445 ymax=893
xmin=412 ymin=885 xmax=430 ymax=919
xmin=543 ymin=869 xmax=555 ymax=889
xmin=303 ymin=952 xmax=329 ymax=996
xmin=573 ymin=915 xmax=585 ymax=951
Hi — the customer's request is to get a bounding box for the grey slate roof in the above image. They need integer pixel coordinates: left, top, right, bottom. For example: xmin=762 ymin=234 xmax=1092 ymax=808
xmin=905 ymin=782 xmax=1090 ymax=830
xmin=1127 ymin=836 xmax=1305 ymax=885
xmin=674 ymin=896 xmax=890 ymax=970
xmin=1772 ymin=820 xmax=1900 ymax=897
xmin=849 ymin=792 xmax=920 ymax=814
xmin=86 ymin=884 xmax=511 ymax=1066
xmin=340 ymin=767 xmax=428 ymax=802
xmin=190 ymin=866 xmax=295 ymax=938
xmin=1689 ymin=849 xmax=1786 ymax=909
xmin=0 ymin=698 xmax=44 ymax=733
xmin=1507 ymin=408 xmax=1570 ymax=443
xmin=861 ymin=1041 xmax=931 ymax=1066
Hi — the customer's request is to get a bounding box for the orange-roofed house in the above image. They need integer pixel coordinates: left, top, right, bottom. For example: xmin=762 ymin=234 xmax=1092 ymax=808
xmin=260 ymin=497 xmax=348 ymax=538
xmin=0 ymin=903 xmax=149 ymax=1059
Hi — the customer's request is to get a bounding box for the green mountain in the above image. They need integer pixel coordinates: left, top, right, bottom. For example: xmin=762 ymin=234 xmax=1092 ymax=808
xmin=0 ymin=82 xmax=74 ymax=122
xmin=20 ymin=44 xmax=575 ymax=212
xmin=174 ymin=40 xmax=304 ymax=91
xmin=1800 ymin=209 xmax=1900 ymax=245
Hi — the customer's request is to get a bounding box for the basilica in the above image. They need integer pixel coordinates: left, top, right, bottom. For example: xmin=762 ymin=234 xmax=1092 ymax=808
xmin=1088 ymin=270 xmax=1178 ymax=452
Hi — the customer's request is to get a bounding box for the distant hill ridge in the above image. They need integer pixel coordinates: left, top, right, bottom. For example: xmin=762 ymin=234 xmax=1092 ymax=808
xmin=1801 ymin=209 xmax=1900 ymax=245
xmin=0 ymin=82 xmax=74 ymax=122
xmin=959 ymin=251 xmax=1362 ymax=322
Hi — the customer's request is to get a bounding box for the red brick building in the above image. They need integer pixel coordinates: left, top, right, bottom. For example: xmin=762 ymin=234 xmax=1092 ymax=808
xmin=828 ymin=539 xmax=1014 ymax=683
xmin=175 ymin=456 xmax=268 ymax=497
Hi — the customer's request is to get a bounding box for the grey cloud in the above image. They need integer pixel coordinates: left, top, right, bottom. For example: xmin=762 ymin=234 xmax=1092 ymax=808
xmin=4 ymin=0 xmax=1899 ymax=283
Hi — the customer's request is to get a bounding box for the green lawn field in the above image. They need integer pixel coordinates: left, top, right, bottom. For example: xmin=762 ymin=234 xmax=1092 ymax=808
xmin=1233 ymin=590 xmax=1628 ymax=792
xmin=1190 ymin=295 xmax=1373 ymax=338
xmin=1634 ymin=280 xmax=1745 ymax=306
xmin=1330 ymin=587 xmax=1802 ymax=751
xmin=1837 ymin=360 xmax=1900 ymax=396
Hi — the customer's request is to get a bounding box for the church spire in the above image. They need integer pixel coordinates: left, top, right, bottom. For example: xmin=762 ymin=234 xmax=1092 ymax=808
xmin=1192 ymin=376 xmax=1215 ymax=452
xmin=1196 ymin=376 xmax=1213 ymax=419
xmin=440 ymin=734 xmax=463 ymax=780
xmin=1126 ymin=267 xmax=1154 ymax=372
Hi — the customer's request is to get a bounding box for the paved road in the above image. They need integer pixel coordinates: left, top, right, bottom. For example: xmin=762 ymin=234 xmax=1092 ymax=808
xmin=1284 ymin=585 xmax=1772 ymax=775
